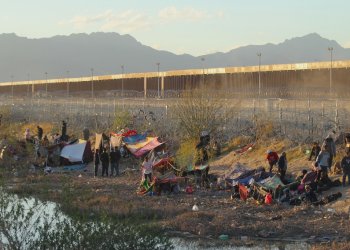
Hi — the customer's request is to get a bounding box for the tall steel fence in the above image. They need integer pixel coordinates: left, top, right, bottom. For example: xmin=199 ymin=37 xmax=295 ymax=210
xmin=1 ymin=93 xmax=350 ymax=143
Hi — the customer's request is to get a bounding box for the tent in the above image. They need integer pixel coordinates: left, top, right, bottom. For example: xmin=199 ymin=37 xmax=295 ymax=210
xmin=125 ymin=137 xmax=164 ymax=158
xmin=60 ymin=140 xmax=92 ymax=164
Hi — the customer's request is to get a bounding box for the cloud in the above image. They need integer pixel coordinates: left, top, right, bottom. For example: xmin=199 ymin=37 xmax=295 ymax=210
xmin=101 ymin=10 xmax=150 ymax=33
xmin=60 ymin=10 xmax=150 ymax=33
xmin=158 ymin=6 xmax=211 ymax=22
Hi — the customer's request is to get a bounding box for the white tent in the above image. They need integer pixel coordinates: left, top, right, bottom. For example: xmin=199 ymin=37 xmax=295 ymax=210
xmin=60 ymin=140 xmax=87 ymax=162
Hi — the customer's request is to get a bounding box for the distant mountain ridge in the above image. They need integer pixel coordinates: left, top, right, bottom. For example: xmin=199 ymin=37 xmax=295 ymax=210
xmin=0 ymin=32 xmax=349 ymax=82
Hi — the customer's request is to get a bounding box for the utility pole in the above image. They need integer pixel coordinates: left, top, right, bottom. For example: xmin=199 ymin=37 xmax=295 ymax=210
xmin=328 ymin=47 xmax=333 ymax=95
xmin=91 ymin=68 xmax=94 ymax=99
xmin=156 ymin=62 xmax=160 ymax=98
xmin=257 ymin=52 xmax=262 ymax=97
xmin=67 ymin=70 xmax=70 ymax=98
xmin=121 ymin=65 xmax=124 ymax=98
xmin=45 ymin=72 xmax=48 ymax=96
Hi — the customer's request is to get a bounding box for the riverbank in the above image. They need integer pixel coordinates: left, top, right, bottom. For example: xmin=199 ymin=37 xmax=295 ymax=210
xmin=1 ymin=121 xmax=350 ymax=249
xmin=3 ymin=157 xmax=350 ymax=249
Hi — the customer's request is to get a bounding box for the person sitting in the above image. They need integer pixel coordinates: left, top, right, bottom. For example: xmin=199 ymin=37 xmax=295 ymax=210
xmin=303 ymin=185 xmax=318 ymax=204
xmin=296 ymin=169 xmax=308 ymax=182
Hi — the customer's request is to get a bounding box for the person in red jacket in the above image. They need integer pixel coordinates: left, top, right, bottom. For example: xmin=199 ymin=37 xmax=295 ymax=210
xmin=266 ymin=150 xmax=279 ymax=173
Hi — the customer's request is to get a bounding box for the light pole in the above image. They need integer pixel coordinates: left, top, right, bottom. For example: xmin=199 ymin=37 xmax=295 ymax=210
xmin=328 ymin=47 xmax=333 ymax=95
xmin=91 ymin=68 xmax=94 ymax=99
xmin=201 ymin=57 xmax=205 ymax=85
xmin=45 ymin=72 xmax=48 ymax=96
xmin=121 ymin=65 xmax=124 ymax=98
xmin=66 ymin=70 xmax=70 ymax=98
xmin=10 ymin=75 xmax=14 ymax=100
xmin=27 ymin=73 xmax=30 ymax=97
xmin=156 ymin=62 xmax=160 ymax=98
xmin=257 ymin=52 xmax=262 ymax=97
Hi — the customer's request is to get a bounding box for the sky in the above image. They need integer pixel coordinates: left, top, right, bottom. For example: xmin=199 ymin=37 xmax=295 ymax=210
xmin=1 ymin=0 xmax=349 ymax=56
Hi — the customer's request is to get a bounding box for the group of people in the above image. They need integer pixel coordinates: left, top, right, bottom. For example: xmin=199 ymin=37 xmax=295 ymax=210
xmin=266 ymin=150 xmax=287 ymax=181
xmin=24 ymin=120 xmax=68 ymax=145
xmin=266 ymin=131 xmax=350 ymax=187
xmin=94 ymin=147 xmax=121 ymax=177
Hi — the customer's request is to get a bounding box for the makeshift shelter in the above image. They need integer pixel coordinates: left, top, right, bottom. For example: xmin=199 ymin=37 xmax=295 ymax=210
xmin=251 ymin=175 xmax=285 ymax=201
xmin=60 ymin=140 xmax=92 ymax=164
xmin=125 ymin=136 xmax=164 ymax=158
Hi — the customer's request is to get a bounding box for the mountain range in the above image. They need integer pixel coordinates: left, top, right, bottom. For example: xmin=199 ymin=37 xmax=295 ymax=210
xmin=0 ymin=32 xmax=349 ymax=82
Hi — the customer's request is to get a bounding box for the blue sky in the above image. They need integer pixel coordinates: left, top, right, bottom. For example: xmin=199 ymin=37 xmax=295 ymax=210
xmin=1 ymin=0 xmax=349 ymax=55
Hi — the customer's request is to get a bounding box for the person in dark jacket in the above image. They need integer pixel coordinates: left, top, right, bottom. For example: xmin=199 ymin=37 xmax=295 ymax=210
xmin=110 ymin=147 xmax=121 ymax=176
xmin=304 ymin=185 xmax=318 ymax=204
xmin=37 ymin=126 xmax=43 ymax=141
xmin=341 ymin=151 xmax=350 ymax=186
xmin=308 ymin=142 xmax=321 ymax=161
xmin=100 ymin=148 xmax=109 ymax=177
xmin=61 ymin=120 xmax=67 ymax=141
xmin=277 ymin=152 xmax=287 ymax=181
xmin=94 ymin=149 xmax=100 ymax=177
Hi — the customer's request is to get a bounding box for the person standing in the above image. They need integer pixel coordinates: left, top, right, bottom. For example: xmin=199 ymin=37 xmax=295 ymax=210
xmin=322 ymin=134 xmax=336 ymax=170
xmin=278 ymin=152 xmax=287 ymax=181
xmin=83 ymin=127 xmax=90 ymax=141
xmin=341 ymin=151 xmax=350 ymax=186
xmin=100 ymin=148 xmax=109 ymax=177
xmin=37 ymin=126 xmax=43 ymax=141
xmin=142 ymin=155 xmax=153 ymax=183
xmin=345 ymin=133 xmax=350 ymax=154
xmin=110 ymin=147 xmax=121 ymax=176
xmin=24 ymin=128 xmax=31 ymax=142
xmin=316 ymin=145 xmax=331 ymax=181
xmin=266 ymin=150 xmax=279 ymax=173
xmin=61 ymin=120 xmax=67 ymax=141
xmin=94 ymin=149 xmax=100 ymax=177
xmin=308 ymin=142 xmax=321 ymax=161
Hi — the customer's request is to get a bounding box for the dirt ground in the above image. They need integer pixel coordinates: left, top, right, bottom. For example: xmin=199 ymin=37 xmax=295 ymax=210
xmin=4 ymin=139 xmax=350 ymax=247
xmin=1 ymin=118 xmax=349 ymax=247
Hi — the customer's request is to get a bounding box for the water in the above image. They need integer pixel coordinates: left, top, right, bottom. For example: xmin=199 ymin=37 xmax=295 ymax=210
xmin=0 ymin=190 xmax=311 ymax=250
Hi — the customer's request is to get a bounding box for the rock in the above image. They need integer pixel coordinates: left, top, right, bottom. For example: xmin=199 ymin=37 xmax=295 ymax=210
xmin=270 ymin=215 xmax=282 ymax=221
xmin=219 ymin=234 xmax=229 ymax=240
xmin=241 ymin=236 xmax=248 ymax=241
xmin=192 ymin=205 xmax=199 ymax=211
xmin=258 ymin=230 xmax=272 ymax=238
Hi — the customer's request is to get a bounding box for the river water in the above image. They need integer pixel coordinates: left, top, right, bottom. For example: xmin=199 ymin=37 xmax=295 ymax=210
xmin=0 ymin=190 xmax=311 ymax=250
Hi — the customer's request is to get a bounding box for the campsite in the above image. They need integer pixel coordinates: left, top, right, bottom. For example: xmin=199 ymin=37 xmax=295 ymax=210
xmin=1 ymin=96 xmax=350 ymax=250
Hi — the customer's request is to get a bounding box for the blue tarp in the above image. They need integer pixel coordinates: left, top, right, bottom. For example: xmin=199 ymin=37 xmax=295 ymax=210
xmin=123 ymin=133 xmax=147 ymax=144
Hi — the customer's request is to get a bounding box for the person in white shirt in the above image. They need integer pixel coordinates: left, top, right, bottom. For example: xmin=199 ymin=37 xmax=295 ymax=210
xmin=142 ymin=155 xmax=153 ymax=183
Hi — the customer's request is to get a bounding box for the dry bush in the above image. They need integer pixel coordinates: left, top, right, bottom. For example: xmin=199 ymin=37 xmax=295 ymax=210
xmin=111 ymin=108 xmax=133 ymax=131
xmin=254 ymin=116 xmax=278 ymax=142
xmin=172 ymin=89 xmax=240 ymax=140
xmin=175 ymin=138 xmax=197 ymax=169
